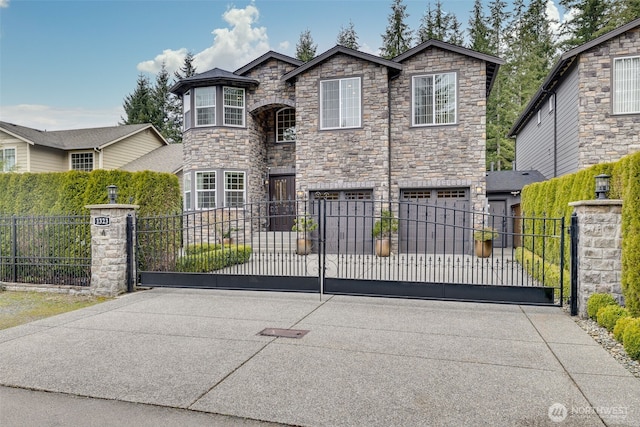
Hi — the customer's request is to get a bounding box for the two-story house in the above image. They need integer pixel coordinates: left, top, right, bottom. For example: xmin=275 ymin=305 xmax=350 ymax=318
xmin=509 ymin=18 xmax=640 ymax=178
xmin=171 ymin=41 xmax=503 ymax=249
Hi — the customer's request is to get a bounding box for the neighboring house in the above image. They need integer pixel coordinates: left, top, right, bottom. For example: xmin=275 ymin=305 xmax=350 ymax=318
xmin=509 ymin=18 xmax=640 ymax=179
xmin=171 ymin=40 xmax=504 ymax=245
xmin=0 ymin=122 xmax=168 ymax=173
xmin=120 ymin=143 xmax=184 ymax=189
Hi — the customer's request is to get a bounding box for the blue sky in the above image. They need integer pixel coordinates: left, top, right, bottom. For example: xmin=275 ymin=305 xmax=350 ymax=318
xmin=0 ymin=0 xmax=568 ymax=131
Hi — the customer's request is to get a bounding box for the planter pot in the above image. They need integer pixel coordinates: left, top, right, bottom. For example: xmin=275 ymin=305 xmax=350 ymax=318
xmin=296 ymin=238 xmax=312 ymax=255
xmin=475 ymin=240 xmax=493 ymax=258
xmin=222 ymin=238 xmax=233 ymax=246
xmin=375 ymin=238 xmax=391 ymax=257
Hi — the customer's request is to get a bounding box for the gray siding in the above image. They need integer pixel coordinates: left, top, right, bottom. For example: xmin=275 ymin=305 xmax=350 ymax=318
xmin=515 ymin=103 xmax=555 ymax=179
xmin=555 ymin=65 xmax=579 ymax=176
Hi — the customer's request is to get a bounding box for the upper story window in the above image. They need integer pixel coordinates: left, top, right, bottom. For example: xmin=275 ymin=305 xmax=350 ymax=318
xmin=195 ymin=87 xmax=216 ymax=126
xmin=320 ymin=77 xmax=361 ymax=129
xmin=224 ymin=171 xmax=246 ymax=207
xmin=1 ymin=147 xmax=16 ymax=172
xmin=223 ymin=87 xmax=245 ymax=127
xmin=276 ymin=108 xmax=296 ymax=142
xmin=71 ymin=152 xmax=93 ymax=171
xmin=196 ymin=171 xmax=216 ymax=209
xmin=183 ymin=91 xmax=191 ymax=130
xmin=613 ymin=56 xmax=640 ymax=115
xmin=412 ymin=72 xmax=457 ymax=126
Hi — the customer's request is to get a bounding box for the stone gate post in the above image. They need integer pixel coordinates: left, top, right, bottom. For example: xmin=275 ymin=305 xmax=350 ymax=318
xmin=568 ymin=199 xmax=623 ymax=318
xmin=85 ymin=203 xmax=138 ymax=296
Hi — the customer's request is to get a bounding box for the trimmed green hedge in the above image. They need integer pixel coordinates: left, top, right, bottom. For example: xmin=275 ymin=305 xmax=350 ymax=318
xmin=521 ymin=151 xmax=640 ymax=316
xmin=515 ymin=247 xmax=569 ymax=296
xmin=176 ymin=244 xmax=253 ymax=272
xmin=587 ymin=293 xmax=618 ymax=320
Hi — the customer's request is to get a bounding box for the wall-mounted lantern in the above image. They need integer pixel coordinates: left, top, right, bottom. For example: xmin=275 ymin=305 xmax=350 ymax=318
xmin=595 ymin=174 xmax=610 ymax=200
xmin=107 ymin=185 xmax=118 ymax=204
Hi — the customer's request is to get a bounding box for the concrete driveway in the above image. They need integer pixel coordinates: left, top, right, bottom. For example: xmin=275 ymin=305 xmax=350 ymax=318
xmin=0 ymin=288 xmax=638 ymax=426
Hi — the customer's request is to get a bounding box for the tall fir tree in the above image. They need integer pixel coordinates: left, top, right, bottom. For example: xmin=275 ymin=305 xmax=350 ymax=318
xmin=559 ymin=0 xmax=610 ymax=50
xmin=174 ymin=51 xmax=197 ymax=80
xmin=380 ymin=0 xmax=413 ymax=59
xmin=296 ymin=29 xmax=317 ymax=62
xmin=468 ymin=0 xmax=491 ymax=54
xmin=337 ymin=20 xmax=360 ymax=49
xmin=121 ymin=74 xmax=154 ymax=126
xmin=153 ymin=62 xmax=182 ymax=144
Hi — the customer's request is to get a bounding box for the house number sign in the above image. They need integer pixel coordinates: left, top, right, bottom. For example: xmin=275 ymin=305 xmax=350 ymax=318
xmin=94 ymin=217 xmax=110 ymax=226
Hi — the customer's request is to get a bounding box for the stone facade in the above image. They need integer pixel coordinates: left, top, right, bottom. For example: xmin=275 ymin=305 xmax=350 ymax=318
xmin=577 ymin=27 xmax=640 ymax=168
xmin=569 ymin=200 xmax=623 ymax=318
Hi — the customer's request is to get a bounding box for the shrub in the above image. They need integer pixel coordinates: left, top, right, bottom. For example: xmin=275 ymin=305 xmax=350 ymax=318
xmin=622 ymin=318 xmax=640 ymax=360
xmin=514 ymin=247 xmax=570 ymax=297
xmin=184 ymin=243 xmax=222 ymax=256
xmin=587 ymin=293 xmax=618 ymax=320
xmin=613 ymin=316 xmax=635 ymax=343
xmin=176 ymin=245 xmax=252 ymax=272
xmin=596 ymin=305 xmax=629 ymax=332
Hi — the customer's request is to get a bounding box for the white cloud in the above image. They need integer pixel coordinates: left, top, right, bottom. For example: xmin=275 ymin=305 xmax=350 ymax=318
xmin=278 ymin=41 xmax=290 ymax=51
xmin=546 ymin=0 xmax=562 ymax=35
xmin=137 ymin=3 xmax=270 ymax=76
xmin=0 ymin=0 xmax=9 ymax=8
xmin=0 ymin=104 xmax=123 ymax=131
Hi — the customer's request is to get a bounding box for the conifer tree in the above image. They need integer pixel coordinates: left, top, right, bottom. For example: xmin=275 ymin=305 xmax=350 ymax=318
xmin=121 ymin=74 xmax=154 ymax=126
xmin=337 ymin=20 xmax=360 ymax=49
xmin=174 ymin=51 xmax=197 ymax=80
xmin=380 ymin=0 xmax=413 ymax=59
xmin=296 ymin=29 xmax=317 ymax=62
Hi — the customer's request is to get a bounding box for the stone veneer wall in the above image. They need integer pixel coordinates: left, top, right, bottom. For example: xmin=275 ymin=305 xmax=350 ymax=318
xmin=391 ymin=47 xmax=488 ymax=213
xmin=578 ymin=26 xmax=640 ymax=169
xmin=294 ymin=53 xmax=391 ymax=202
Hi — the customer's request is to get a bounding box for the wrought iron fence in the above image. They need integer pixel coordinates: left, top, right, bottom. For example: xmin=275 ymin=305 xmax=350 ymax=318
xmin=0 ymin=215 xmax=91 ymax=286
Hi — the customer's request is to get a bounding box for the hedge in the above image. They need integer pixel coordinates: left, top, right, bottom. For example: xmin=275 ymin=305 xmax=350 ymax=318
xmin=521 ymin=151 xmax=640 ymax=316
xmin=514 ymin=247 xmax=569 ymax=297
xmin=176 ymin=245 xmax=253 ymax=272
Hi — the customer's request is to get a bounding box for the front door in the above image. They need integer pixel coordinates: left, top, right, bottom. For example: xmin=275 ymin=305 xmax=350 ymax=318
xmin=269 ymin=175 xmax=295 ymax=231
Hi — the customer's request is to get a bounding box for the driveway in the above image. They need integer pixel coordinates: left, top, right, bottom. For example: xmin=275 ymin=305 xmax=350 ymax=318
xmin=0 ymin=288 xmax=638 ymax=426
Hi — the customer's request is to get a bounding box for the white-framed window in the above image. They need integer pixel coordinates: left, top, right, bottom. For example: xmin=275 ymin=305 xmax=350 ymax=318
xmin=195 ymin=87 xmax=216 ymax=126
xmin=320 ymin=77 xmax=361 ymax=129
xmin=223 ymin=87 xmax=245 ymax=127
xmin=276 ymin=108 xmax=296 ymax=142
xmin=183 ymin=172 xmax=192 ymax=211
xmin=613 ymin=56 xmax=640 ymax=114
xmin=70 ymin=152 xmax=94 ymax=171
xmin=224 ymin=171 xmax=245 ymax=207
xmin=196 ymin=171 xmax=216 ymax=209
xmin=537 ymin=110 xmax=541 ymax=125
xmin=0 ymin=147 xmax=16 ymax=172
xmin=549 ymin=94 xmax=554 ymax=113
xmin=183 ymin=90 xmax=192 ymax=130
xmin=412 ymin=72 xmax=457 ymax=126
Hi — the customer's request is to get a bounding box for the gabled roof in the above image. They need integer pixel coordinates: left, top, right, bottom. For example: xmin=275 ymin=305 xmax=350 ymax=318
xmin=394 ymin=39 xmax=505 ymax=97
xmin=120 ymin=143 xmax=183 ymax=174
xmin=235 ymin=51 xmax=303 ymax=76
xmin=508 ymin=17 xmax=640 ymax=137
xmin=486 ymin=170 xmax=546 ymax=193
xmin=170 ymin=67 xmax=260 ymax=96
xmin=0 ymin=121 xmax=167 ymax=150
xmin=283 ymin=45 xmax=403 ymax=81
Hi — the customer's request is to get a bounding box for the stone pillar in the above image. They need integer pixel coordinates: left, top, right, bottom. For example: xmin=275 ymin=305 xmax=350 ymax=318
xmin=568 ymin=200 xmax=623 ymax=318
xmin=85 ymin=204 xmax=139 ymax=296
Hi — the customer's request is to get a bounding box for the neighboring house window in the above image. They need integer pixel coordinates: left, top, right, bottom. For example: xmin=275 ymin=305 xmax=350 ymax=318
xmin=195 ymin=87 xmax=216 ymax=126
xmin=196 ymin=171 xmax=216 ymax=209
xmin=223 ymin=87 xmax=245 ymax=127
xmin=0 ymin=147 xmax=16 ymax=172
xmin=71 ymin=152 xmax=94 ymax=171
xmin=183 ymin=90 xmax=191 ymax=130
xmin=276 ymin=108 xmax=296 ymax=142
xmin=412 ymin=72 xmax=456 ymax=126
xmin=537 ymin=110 xmax=541 ymax=125
xmin=320 ymin=77 xmax=361 ymax=129
xmin=184 ymin=172 xmax=192 ymax=211
xmin=549 ymin=94 xmax=554 ymax=113
xmin=613 ymin=56 xmax=640 ymax=114
xmin=224 ymin=171 xmax=245 ymax=207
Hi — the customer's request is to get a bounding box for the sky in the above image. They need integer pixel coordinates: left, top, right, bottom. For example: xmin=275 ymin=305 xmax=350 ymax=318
xmin=0 ymin=0 xmax=569 ymax=131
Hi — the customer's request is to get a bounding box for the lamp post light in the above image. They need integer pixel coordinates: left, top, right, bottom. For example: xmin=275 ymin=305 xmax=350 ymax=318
xmin=595 ymin=174 xmax=610 ymax=200
xmin=107 ymin=185 xmax=118 ymax=204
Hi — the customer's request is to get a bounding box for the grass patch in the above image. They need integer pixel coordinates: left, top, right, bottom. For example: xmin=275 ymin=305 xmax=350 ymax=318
xmin=0 ymin=291 xmax=110 ymax=330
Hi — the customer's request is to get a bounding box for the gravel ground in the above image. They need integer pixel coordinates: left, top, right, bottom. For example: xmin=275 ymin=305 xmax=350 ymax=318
xmin=567 ymin=308 xmax=640 ymax=379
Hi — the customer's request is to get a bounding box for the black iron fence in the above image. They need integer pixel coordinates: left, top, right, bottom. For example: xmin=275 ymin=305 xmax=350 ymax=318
xmin=0 ymin=215 xmax=91 ymax=286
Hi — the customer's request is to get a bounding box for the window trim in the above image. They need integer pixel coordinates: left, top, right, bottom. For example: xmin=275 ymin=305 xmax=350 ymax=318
xmin=411 ymin=72 xmax=457 ymax=127
xmin=1 ymin=146 xmax=16 ymax=172
xmin=183 ymin=172 xmax=192 ymax=211
xmin=183 ymin=90 xmax=192 ymax=131
xmin=195 ymin=170 xmax=217 ymax=210
xmin=276 ymin=107 xmax=296 ymax=142
xmin=613 ymin=55 xmax=640 ymax=115
xmin=537 ymin=110 xmax=541 ymax=125
xmin=223 ymin=87 xmax=245 ymax=127
xmin=70 ymin=151 xmax=94 ymax=172
xmin=223 ymin=170 xmax=246 ymax=207
xmin=319 ymin=76 xmax=362 ymax=130
xmin=194 ymin=87 xmax=216 ymax=127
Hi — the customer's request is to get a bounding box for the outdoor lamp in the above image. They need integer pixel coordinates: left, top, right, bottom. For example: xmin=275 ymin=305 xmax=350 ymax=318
xmin=595 ymin=174 xmax=610 ymax=200
xmin=107 ymin=184 xmax=118 ymax=204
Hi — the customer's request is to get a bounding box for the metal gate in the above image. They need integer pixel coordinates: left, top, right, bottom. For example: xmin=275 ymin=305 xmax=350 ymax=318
xmin=136 ymin=198 xmax=565 ymax=306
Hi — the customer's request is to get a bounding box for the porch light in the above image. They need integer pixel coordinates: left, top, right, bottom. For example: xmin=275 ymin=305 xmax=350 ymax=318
xmin=595 ymin=174 xmax=610 ymax=199
xmin=107 ymin=184 xmax=118 ymax=204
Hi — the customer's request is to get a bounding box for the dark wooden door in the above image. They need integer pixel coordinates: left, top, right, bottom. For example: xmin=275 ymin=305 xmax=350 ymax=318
xmin=269 ymin=175 xmax=295 ymax=231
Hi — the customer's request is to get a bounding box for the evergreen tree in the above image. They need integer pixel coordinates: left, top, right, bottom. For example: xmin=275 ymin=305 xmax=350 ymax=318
xmin=174 ymin=51 xmax=197 ymax=80
xmin=447 ymin=15 xmax=465 ymax=46
xmin=559 ymin=0 xmax=610 ymax=49
xmin=468 ymin=0 xmax=491 ymax=53
xmin=296 ymin=29 xmax=317 ymax=62
xmin=418 ymin=1 xmax=463 ymax=45
xmin=153 ymin=63 xmax=182 ymax=143
xmin=121 ymin=74 xmax=154 ymax=125
xmin=380 ymin=0 xmax=413 ymax=59
xmin=337 ymin=20 xmax=360 ymax=49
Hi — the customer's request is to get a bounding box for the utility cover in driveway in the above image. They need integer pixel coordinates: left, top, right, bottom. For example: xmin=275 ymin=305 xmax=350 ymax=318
xmin=258 ymin=328 xmax=309 ymax=339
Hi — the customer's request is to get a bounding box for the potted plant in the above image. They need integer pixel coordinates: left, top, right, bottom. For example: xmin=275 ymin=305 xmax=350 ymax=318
xmin=372 ymin=210 xmax=399 ymax=257
xmin=292 ymin=215 xmax=318 ymax=255
xmin=221 ymin=227 xmax=238 ymax=245
xmin=473 ymin=227 xmax=499 ymax=258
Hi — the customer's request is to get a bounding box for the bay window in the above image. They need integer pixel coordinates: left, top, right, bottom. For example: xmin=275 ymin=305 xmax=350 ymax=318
xmin=223 ymin=87 xmax=245 ymax=126
xmin=195 ymin=87 xmax=215 ymax=126
xmin=196 ymin=171 xmax=216 ymax=209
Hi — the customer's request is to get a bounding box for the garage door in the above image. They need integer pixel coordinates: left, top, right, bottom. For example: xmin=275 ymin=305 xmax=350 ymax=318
xmin=311 ymin=190 xmax=374 ymax=254
xmin=399 ymin=188 xmax=470 ymax=254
